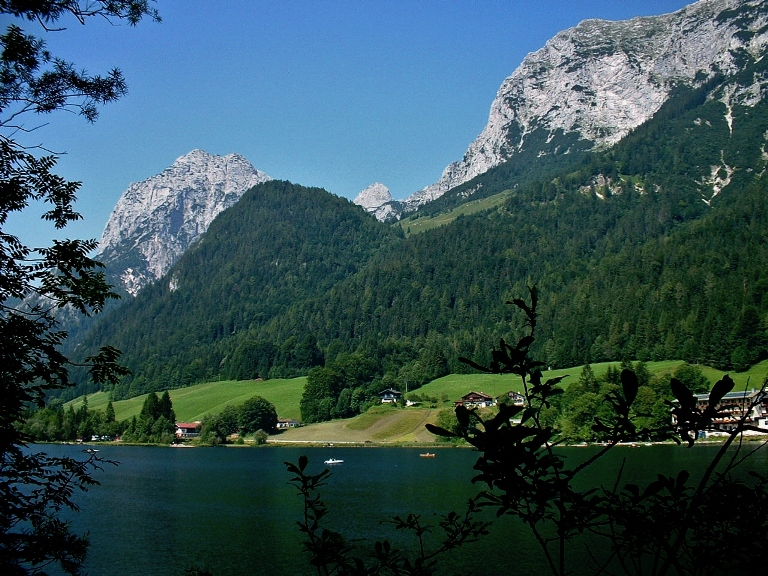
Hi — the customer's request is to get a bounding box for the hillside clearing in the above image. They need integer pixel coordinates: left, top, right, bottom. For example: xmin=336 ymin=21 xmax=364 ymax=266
xmin=70 ymin=378 xmax=306 ymax=422
xmin=270 ymin=406 xmax=442 ymax=445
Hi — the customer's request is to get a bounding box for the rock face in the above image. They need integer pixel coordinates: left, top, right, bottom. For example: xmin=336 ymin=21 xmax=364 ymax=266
xmin=361 ymin=0 xmax=768 ymax=218
xmin=98 ymin=149 xmax=271 ymax=295
xmin=353 ymin=183 xmax=397 ymax=221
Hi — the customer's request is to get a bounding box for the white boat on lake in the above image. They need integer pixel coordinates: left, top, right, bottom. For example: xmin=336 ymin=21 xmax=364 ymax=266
xmin=324 ymin=458 xmax=344 ymax=465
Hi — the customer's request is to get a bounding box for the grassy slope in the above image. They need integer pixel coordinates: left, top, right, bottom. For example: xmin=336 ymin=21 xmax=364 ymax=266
xmin=417 ymin=360 xmax=768 ymax=401
xmin=68 ymin=360 xmax=767 ymax=444
xmin=276 ymin=360 xmax=768 ymax=444
xmin=398 ymin=190 xmax=511 ymax=237
xmin=272 ymin=404 xmax=441 ymax=444
xmin=71 ymin=378 xmax=306 ymax=422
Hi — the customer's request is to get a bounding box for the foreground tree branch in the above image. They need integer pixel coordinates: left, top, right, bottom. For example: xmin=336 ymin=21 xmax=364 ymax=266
xmin=0 ymin=2 xmax=157 ymax=573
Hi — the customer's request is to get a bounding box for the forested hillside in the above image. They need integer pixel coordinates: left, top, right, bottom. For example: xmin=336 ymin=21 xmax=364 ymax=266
xmin=70 ymin=59 xmax=768 ymax=407
xmin=249 ymin=75 xmax=768 ymax=374
xmin=72 ymin=181 xmax=401 ymax=400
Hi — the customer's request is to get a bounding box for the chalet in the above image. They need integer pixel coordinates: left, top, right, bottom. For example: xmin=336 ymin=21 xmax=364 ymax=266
xmin=276 ymin=418 xmax=301 ymax=430
xmin=379 ymin=388 xmax=403 ymax=404
xmin=455 ymin=391 xmax=496 ymax=409
xmin=175 ymin=422 xmax=201 ymax=438
xmin=693 ymin=389 xmax=768 ymax=433
xmin=504 ymin=391 xmax=526 ymax=406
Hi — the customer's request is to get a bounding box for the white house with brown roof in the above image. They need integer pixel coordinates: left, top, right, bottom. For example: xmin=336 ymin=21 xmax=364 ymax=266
xmin=454 ymin=391 xmax=496 ymax=409
xmin=504 ymin=391 xmax=526 ymax=406
xmin=175 ymin=422 xmax=201 ymax=438
xmin=276 ymin=418 xmax=301 ymax=430
xmin=379 ymin=388 xmax=403 ymax=403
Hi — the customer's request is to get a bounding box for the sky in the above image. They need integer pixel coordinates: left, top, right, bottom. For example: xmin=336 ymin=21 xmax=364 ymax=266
xmin=3 ymin=0 xmax=693 ymax=250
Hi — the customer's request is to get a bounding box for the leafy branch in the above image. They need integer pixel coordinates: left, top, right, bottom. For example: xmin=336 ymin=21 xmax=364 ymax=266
xmin=427 ymin=288 xmax=767 ymax=575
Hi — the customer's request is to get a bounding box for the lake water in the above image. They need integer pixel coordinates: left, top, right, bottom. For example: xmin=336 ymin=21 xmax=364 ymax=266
xmin=41 ymin=442 xmax=766 ymax=576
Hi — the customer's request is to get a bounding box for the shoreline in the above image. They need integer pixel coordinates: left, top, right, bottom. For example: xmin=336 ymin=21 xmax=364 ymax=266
xmin=36 ymin=435 xmax=766 ymax=450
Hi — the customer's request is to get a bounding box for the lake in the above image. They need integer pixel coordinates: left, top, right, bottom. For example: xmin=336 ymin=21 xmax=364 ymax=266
xmin=41 ymin=442 xmax=766 ymax=576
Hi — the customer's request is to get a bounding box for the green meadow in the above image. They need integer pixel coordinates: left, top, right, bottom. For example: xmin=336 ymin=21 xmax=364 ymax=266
xmin=68 ymin=359 xmax=768 ymax=429
xmin=416 ymin=360 xmax=768 ymax=403
xmin=69 ymin=377 xmax=306 ymax=422
xmin=398 ymin=190 xmax=512 ymax=236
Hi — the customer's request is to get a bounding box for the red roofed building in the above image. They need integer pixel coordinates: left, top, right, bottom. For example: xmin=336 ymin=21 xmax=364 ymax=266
xmin=175 ymin=422 xmax=201 ymax=438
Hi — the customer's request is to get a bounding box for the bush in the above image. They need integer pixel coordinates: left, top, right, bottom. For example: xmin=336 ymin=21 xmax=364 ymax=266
xmin=253 ymin=430 xmax=268 ymax=445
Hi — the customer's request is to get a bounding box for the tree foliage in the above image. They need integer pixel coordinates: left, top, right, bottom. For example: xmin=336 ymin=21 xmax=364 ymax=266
xmin=431 ymin=289 xmax=768 ymax=575
xmin=300 ymin=353 xmax=380 ymax=423
xmin=120 ymin=391 xmax=176 ymax=443
xmin=0 ymin=2 xmax=157 ymax=573
xmin=238 ymin=395 xmax=278 ymax=435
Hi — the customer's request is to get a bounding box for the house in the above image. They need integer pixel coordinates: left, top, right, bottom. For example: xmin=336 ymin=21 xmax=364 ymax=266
xmin=276 ymin=418 xmax=301 ymax=430
xmin=175 ymin=422 xmax=201 ymax=438
xmin=504 ymin=391 xmax=526 ymax=406
xmin=379 ymin=388 xmax=403 ymax=404
xmin=454 ymin=391 xmax=496 ymax=409
xmin=692 ymin=389 xmax=768 ymax=433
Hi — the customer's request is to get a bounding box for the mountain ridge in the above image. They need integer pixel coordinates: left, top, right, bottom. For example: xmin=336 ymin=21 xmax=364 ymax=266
xmin=357 ymin=0 xmax=768 ymax=219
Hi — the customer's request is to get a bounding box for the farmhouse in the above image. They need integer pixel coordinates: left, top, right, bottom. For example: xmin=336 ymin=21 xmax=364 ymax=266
xmin=276 ymin=418 xmax=301 ymax=430
xmin=455 ymin=391 xmax=496 ymax=409
xmin=504 ymin=391 xmax=526 ymax=406
xmin=175 ymin=422 xmax=201 ymax=438
xmin=379 ymin=388 xmax=403 ymax=404
xmin=694 ymin=389 xmax=768 ymax=432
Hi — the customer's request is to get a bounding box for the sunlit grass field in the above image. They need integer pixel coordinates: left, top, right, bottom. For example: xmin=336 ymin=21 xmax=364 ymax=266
xmin=69 ymin=377 xmax=306 ymax=422
xmin=420 ymin=360 xmax=767 ymax=399
xmin=398 ymin=190 xmax=512 ymax=236
xmin=69 ymin=359 xmax=768 ymax=427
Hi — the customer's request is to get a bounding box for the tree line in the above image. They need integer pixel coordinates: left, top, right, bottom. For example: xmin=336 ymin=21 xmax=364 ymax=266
xmin=432 ymin=360 xmax=712 ymax=444
xmin=22 ymin=391 xmax=280 ymax=446
xmin=22 ymin=391 xmax=177 ymax=444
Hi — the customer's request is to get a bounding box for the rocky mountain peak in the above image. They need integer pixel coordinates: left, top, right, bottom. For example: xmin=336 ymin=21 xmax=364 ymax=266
xmin=353 ymin=182 xmax=399 ymax=222
xmin=399 ymin=0 xmax=768 ymax=212
xmin=98 ymin=149 xmax=271 ymax=296
xmin=352 ymin=182 xmax=400 ymax=220
xmin=354 ymin=182 xmax=393 ymax=210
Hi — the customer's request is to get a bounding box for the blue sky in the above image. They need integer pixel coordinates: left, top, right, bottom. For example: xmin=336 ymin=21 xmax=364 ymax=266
xmin=4 ymin=0 xmax=692 ymax=249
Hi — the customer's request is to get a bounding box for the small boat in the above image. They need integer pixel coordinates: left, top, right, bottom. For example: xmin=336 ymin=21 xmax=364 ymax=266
xmin=324 ymin=458 xmax=344 ymax=465
xmin=419 ymin=452 xmax=436 ymax=458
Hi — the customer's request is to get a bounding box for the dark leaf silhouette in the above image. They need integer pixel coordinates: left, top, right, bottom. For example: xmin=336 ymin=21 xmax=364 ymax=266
xmin=708 ymin=375 xmax=735 ymax=407
xmin=620 ymin=368 xmax=639 ymax=406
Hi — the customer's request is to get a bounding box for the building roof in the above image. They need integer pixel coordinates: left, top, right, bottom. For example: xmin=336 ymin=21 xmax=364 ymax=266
xmin=695 ymin=390 xmax=765 ymax=402
xmin=461 ymin=391 xmax=494 ymax=400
